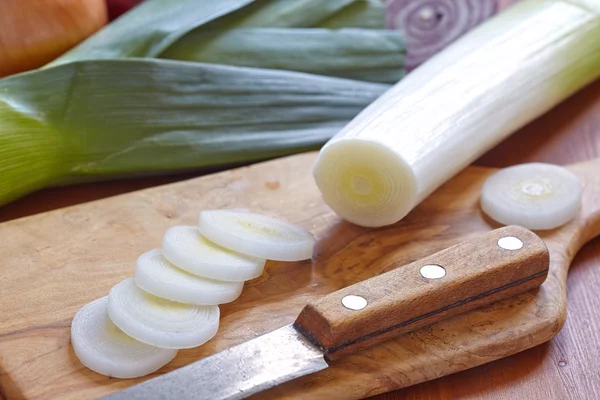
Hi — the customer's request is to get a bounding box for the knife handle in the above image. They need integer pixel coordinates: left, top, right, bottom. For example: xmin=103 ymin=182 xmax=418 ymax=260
xmin=294 ymin=225 xmax=549 ymax=361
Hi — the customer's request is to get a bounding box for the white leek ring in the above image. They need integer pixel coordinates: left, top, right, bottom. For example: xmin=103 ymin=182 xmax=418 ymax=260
xmin=162 ymin=226 xmax=266 ymax=282
xmin=108 ymin=279 xmax=220 ymax=349
xmin=481 ymin=163 xmax=582 ymax=230
xmin=134 ymin=249 xmax=244 ymax=305
xmin=71 ymin=297 xmax=177 ymax=378
xmin=198 ymin=210 xmax=315 ymax=261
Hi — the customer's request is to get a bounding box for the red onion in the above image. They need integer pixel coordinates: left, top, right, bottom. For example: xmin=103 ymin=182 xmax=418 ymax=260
xmin=106 ymin=0 xmax=144 ymax=20
xmin=385 ymin=0 xmax=498 ymax=70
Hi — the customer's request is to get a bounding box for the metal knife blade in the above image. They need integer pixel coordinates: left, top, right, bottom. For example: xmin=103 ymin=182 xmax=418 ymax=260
xmin=101 ymin=324 xmax=327 ymax=400
xmin=101 ymin=226 xmax=549 ymax=400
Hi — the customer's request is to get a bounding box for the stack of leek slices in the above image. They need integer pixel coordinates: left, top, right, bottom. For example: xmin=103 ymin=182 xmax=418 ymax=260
xmin=70 ymin=210 xmax=314 ymax=378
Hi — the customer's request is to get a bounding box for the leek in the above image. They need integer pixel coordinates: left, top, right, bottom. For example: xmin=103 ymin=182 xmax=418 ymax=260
xmin=133 ymin=249 xmax=245 ymax=305
xmin=197 ymin=210 xmax=316 ymax=261
xmin=50 ymin=0 xmax=403 ymax=82
xmin=316 ymin=0 xmax=387 ymax=29
xmin=50 ymin=0 xmax=359 ymax=64
xmin=480 ymin=163 xmax=583 ymax=230
xmin=221 ymin=0 xmax=357 ymax=28
xmin=49 ymin=0 xmax=256 ymax=63
xmin=0 ymin=59 xmax=387 ymax=205
xmin=161 ymin=225 xmax=266 ymax=282
xmin=71 ymin=297 xmax=178 ymax=379
xmin=313 ymin=0 xmax=600 ymax=227
xmin=161 ymin=28 xmax=405 ymax=83
xmin=0 ymin=0 xmax=404 ymax=207
xmin=108 ymin=278 xmax=220 ymax=349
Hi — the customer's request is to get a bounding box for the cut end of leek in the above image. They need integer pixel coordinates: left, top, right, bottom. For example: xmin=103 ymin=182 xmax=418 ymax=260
xmin=198 ymin=210 xmax=315 ymax=261
xmin=71 ymin=297 xmax=177 ymax=378
xmin=481 ymin=163 xmax=583 ymax=230
xmin=161 ymin=226 xmax=266 ymax=282
xmin=107 ymin=279 xmax=220 ymax=349
xmin=313 ymin=140 xmax=418 ymax=227
xmin=134 ymin=249 xmax=244 ymax=305
xmin=312 ymin=0 xmax=600 ymax=228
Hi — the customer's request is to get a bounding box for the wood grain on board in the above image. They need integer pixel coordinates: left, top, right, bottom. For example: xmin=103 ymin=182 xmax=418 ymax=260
xmin=0 ymin=77 xmax=599 ymax=399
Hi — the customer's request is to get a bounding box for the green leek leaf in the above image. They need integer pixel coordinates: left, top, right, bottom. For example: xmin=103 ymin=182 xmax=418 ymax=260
xmin=317 ymin=0 xmax=387 ymax=29
xmin=50 ymin=0 xmax=362 ymax=65
xmin=161 ymin=28 xmax=405 ymax=83
xmin=49 ymin=0 xmax=256 ymax=64
xmin=0 ymin=59 xmax=388 ymax=205
xmin=220 ymin=0 xmax=358 ymax=28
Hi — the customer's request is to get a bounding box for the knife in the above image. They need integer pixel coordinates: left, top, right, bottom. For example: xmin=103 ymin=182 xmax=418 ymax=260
xmin=102 ymin=225 xmax=549 ymax=400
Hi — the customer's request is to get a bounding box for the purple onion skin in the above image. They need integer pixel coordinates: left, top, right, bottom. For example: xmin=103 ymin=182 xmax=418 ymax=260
xmin=385 ymin=0 xmax=498 ymax=70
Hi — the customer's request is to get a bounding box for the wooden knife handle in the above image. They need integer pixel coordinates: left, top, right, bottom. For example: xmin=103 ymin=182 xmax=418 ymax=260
xmin=294 ymin=225 xmax=549 ymax=361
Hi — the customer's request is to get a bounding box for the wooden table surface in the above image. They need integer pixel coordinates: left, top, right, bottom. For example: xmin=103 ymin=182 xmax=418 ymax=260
xmin=1 ymin=79 xmax=598 ymax=400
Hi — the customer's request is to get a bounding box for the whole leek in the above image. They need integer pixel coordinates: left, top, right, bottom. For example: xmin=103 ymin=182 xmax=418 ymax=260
xmin=0 ymin=0 xmax=405 ymax=207
xmin=0 ymin=59 xmax=387 ymax=205
xmin=313 ymin=0 xmax=600 ymax=227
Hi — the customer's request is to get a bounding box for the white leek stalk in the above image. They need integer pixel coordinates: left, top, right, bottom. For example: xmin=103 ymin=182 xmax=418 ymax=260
xmin=313 ymin=0 xmax=600 ymax=227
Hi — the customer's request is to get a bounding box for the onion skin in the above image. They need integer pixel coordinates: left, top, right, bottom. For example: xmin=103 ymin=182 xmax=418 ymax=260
xmin=0 ymin=0 xmax=108 ymax=77
xmin=384 ymin=0 xmax=497 ymax=70
xmin=106 ymin=0 xmax=145 ymax=20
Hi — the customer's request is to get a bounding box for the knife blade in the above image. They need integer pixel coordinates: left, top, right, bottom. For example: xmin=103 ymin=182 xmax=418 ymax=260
xmin=102 ymin=225 xmax=549 ymax=400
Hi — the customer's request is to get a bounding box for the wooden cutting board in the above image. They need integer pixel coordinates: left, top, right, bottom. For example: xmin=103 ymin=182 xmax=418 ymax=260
xmin=0 ymin=145 xmax=599 ymax=399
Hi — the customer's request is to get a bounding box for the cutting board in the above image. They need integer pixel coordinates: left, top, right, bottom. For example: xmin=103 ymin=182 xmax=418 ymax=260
xmin=0 ymin=151 xmax=599 ymax=400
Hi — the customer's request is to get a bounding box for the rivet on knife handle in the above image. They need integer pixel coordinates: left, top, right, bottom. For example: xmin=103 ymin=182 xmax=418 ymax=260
xmin=293 ymin=225 xmax=549 ymax=360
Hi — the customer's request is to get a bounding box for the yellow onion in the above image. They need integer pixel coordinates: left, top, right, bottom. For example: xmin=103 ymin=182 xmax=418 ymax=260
xmin=0 ymin=0 xmax=107 ymax=77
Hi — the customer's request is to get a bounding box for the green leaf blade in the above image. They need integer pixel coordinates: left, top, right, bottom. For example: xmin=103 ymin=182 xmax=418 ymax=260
xmin=48 ymin=0 xmax=256 ymax=64
xmin=161 ymin=28 xmax=405 ymax=83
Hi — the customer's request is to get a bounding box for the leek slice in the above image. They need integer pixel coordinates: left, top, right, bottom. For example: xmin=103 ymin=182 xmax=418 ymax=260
xmin=481 ymin=163 xmax=582 ymax=230
xmin=108 ymin=279 xmax=220 ymax=349
xmin=198 ymin=210 xmax=315 ymax=261
xmin=134 ymin=249 xmax=244 ymax=305
xmin=313 ymin=0 xmax=600 ymax=227
xmin=71 ymin=297 xmax=178 ymax=378
xmin=162 ymin=226 xmax=266 ymax=282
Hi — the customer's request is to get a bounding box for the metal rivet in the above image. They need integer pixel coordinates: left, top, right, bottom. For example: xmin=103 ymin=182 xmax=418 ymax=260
xmin=342 ymin=295 xmax=367 ymax=311
xmin=420 ymin=264 xmax=446 ymax=279
xmin=498 ymin=236 xmax=523 ymax=250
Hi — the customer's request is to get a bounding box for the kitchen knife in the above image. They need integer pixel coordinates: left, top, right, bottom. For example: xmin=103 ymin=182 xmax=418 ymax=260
xmin=102 ymin=225 xmax=549 ymax=400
